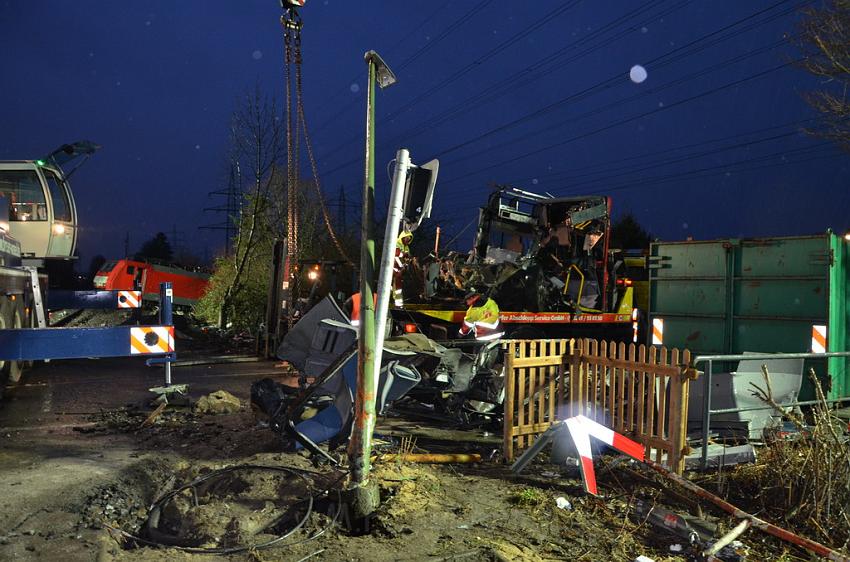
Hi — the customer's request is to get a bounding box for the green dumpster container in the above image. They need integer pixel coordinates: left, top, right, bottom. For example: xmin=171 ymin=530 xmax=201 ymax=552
xmin=649 ymin=232 xmax=849 ymax=400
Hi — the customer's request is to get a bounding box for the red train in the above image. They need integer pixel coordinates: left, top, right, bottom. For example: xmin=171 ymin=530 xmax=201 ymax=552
xmin=93 ymin=259 xmax=210 ymax=307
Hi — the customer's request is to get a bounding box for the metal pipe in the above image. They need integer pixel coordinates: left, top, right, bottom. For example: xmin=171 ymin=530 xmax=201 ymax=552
xmin=647 ymin=312 xmax=829 ymax=322
xmin=695 ymin=351 xmax=850 ymax=362
xmin=700 ymin=359 xmax=712 ymax=470
xmin=711 ymin=396 xmax=850 ymax=415
xmin=730 ymin=275 xmax=825 ymax=281
xmin=349 ymin=56 xmax=379 ymax=488
xmin=645 ymin=459 xmax=850 ymax=562
xmin=373 ymin=148 xmax=410 ymax=376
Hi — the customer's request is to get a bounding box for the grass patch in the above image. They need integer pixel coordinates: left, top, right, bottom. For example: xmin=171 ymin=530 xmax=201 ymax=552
xmin=510 ymin=487 xmax=547 ymax=508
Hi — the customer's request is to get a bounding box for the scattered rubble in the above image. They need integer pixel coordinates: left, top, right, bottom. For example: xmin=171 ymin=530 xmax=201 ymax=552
xmin=708 ymin=369 xmax=850 ymax=555
xmin=194 ymin=391 xmax=241 ymax=415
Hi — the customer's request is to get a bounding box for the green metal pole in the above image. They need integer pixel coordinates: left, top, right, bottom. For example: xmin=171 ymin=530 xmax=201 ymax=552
xmin=346 ymin=51 xmax=396 ymax=520
xmin=828 ymin=231 xmax=848 ymax=399
xmin=349 ymin=58 xmax=378 ymax=488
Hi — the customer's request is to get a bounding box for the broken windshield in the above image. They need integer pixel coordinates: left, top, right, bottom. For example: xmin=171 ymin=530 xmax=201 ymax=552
xmin=485 ymin=225 xmax=532 ymax=264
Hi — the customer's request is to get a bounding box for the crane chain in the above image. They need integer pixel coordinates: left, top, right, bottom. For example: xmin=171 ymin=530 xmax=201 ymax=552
xmin=293 ymin=42 xmax=356 ymax=267
xmin=282 ymin=10 xmax=300 ymax=328
xmin=283 ymin=9 xmax=355 ymax=269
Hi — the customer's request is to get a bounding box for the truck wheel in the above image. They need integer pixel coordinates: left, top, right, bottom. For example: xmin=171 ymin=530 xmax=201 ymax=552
xmin=0 ymin=299 xmax=23 ymax=385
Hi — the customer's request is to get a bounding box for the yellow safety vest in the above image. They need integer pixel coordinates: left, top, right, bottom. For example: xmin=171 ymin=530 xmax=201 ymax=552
xmin=460 ymin=298 xmax=503 ymax=341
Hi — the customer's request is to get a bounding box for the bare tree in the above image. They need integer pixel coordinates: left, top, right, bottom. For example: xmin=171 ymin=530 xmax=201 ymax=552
xmin=218 ymin=86 xmax=285 ymax=328
xmin=797 ymin=1 xmax=850 ymax=152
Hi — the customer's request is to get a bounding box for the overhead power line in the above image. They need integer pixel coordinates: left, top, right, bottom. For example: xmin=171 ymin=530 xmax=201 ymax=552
xmin=385 ymin=0 xmax=582 ymax=123
xmin=503 ymin=116 xmax=817 ymax=185
xmin=559 ymin=131 xmax=827 ymax=192
xmin=396 ymin=0 xmax=494 ymax=72
xmin=316 ymin=0 xmax=810 ymax=187
xmin=578 ymin=142 xmax=840 ymax=196
xmin=434 ymin=142 xmax=843 ymax=226
xmin=437 ymin=36 xmax=792 ymax=171
xmin=315 ymin=0 xmax=679 ymax=177
xmin=438 ymin=60 xmax=796 ymax=189
xmin=431 ymin=0 xmax=810 ymax=162
xmin=309 ymin=0 xmax=457 ymax=137
xmin=383 ymin=0 xmax=682 ymax=147
xmin=433 ymin=119 xmax=821 ymax=219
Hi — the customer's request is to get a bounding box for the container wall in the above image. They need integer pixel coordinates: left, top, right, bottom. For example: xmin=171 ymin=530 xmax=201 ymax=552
xmin=650 ymin=233 xmax=848 ymax=400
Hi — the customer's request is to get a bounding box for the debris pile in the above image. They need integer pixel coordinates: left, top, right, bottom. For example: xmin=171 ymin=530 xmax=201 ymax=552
xmin=720 ymin=370 xmax=850 ymax=551
xmin=410 ymin=188 xmax=618 ymax=315
xmin=101 ymin=464 xmax=344 ymax=555
xmin=78 ymin=459 xmax=177 ymax=534
xmin=195 ymin=390 xmax=242 ymax=415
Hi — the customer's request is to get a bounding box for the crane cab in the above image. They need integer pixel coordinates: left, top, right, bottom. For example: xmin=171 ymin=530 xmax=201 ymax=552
xmin=0 ymin=141 xmax=97 ymax=266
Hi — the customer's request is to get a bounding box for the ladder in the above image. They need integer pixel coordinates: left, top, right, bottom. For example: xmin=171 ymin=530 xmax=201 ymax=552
xmin=23 ymin=267 xmax=47 ymax=328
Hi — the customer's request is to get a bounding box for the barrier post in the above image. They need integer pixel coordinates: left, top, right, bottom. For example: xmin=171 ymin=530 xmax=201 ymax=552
xmin=160 ymin=282 xmax=173 ymax=385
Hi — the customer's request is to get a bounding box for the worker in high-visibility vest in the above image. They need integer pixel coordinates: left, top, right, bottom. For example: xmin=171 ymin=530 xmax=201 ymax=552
xmin=458 ymin=289 xmax=504 ymax=341
xmin=347 ymin=292 xmax=377 ymax=327
xmin=393 ymin=229 xmax=413 ymax=307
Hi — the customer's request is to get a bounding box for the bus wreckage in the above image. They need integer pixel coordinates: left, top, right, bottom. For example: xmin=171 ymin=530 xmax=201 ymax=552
xmin=251 ymin=186 xmax=641 ymax=452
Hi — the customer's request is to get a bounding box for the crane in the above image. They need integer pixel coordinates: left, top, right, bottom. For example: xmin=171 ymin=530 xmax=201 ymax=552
xmin=278 ymin=0 xmax=353 ymax=330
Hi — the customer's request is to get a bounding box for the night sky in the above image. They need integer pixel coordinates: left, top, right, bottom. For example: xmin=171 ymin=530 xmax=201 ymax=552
xmin=1 ymin=1 xmax=848 ymax=267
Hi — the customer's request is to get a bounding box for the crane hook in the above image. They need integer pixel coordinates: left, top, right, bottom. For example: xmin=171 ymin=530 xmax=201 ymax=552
xmin=280 ymin=1 xmax=303 ymax=31
xmin=280 ymin=0 xmax=305 ymax=21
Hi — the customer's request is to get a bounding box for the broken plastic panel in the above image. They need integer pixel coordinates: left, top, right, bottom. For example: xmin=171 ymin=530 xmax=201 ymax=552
xmin=402 ymin=159 xmax=439 ymax=227
xmin=687 ymin=354 xmax=804 ymax=440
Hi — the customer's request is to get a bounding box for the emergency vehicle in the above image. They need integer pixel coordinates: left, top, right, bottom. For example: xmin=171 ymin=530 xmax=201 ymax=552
xmin=0 ymin=142 xmax=176 ymax=395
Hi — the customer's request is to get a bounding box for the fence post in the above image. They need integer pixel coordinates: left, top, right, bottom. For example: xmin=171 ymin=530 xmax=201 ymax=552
xmin=676 ymin=349 xmax=695 ymax=473
xmin=568 ymin=339 xmax=581 ymax=417
xmin=503 ymin=341 xmax=516 ymax=462
xmin=667 ymin=348 xmax=682 ymax=471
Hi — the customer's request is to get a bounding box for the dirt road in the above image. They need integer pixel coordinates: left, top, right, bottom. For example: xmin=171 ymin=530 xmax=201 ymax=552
xmin=1 ymin=354 xmax=774 ymax=562
xmin=0 ymin=356 xmax=279 ymax=560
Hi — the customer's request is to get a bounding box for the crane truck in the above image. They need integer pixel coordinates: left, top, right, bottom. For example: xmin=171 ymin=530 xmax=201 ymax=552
xmin=0 ymin=142 xmax=176 ymax=396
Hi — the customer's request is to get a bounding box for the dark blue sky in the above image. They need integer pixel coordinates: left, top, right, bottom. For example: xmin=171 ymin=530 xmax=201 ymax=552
xmin=1 ymin=1 xmax=848 ymax=266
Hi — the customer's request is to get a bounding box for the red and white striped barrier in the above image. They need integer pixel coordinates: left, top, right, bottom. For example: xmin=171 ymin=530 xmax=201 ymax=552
xmin=651 ymin=317 xmax=663 ymax=345
xmin=563 ymin=415 xmax=645 ymax=496
xmin=117 ymin=290 xmax=141 ymax=309
xmin=811 ymin=324 xmax=827 ymax=354
xmin=555 ymin=416 xmax=850 ymax=561
xmin=130 ymin=326 xmax=174 ymax=355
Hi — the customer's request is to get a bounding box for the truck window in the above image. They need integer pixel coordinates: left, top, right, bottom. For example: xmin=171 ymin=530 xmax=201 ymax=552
xmin=42 ymin=170 xmax=72 ymax=222
xmin=0 ymin=170 xmax=48 ymax=221
xmin=127 ymin=265 xmax=135 ymax=275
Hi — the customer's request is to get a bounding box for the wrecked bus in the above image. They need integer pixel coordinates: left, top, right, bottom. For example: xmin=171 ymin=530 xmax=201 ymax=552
xmin=266 ymin=187 xmax=643 ymax=429
xmin=392 ymin=186 xmax=638 ymax=343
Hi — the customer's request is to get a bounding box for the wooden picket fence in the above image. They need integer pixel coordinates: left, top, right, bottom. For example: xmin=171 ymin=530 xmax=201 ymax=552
xmin=502 ymin=339 xmax=572 ymax=462
xmin=502 ymin=338 xmax=698 ymax=473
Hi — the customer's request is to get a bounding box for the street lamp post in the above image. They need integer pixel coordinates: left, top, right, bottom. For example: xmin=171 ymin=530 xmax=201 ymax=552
xmin=346 ymin=50 xmax=396 ymax=519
